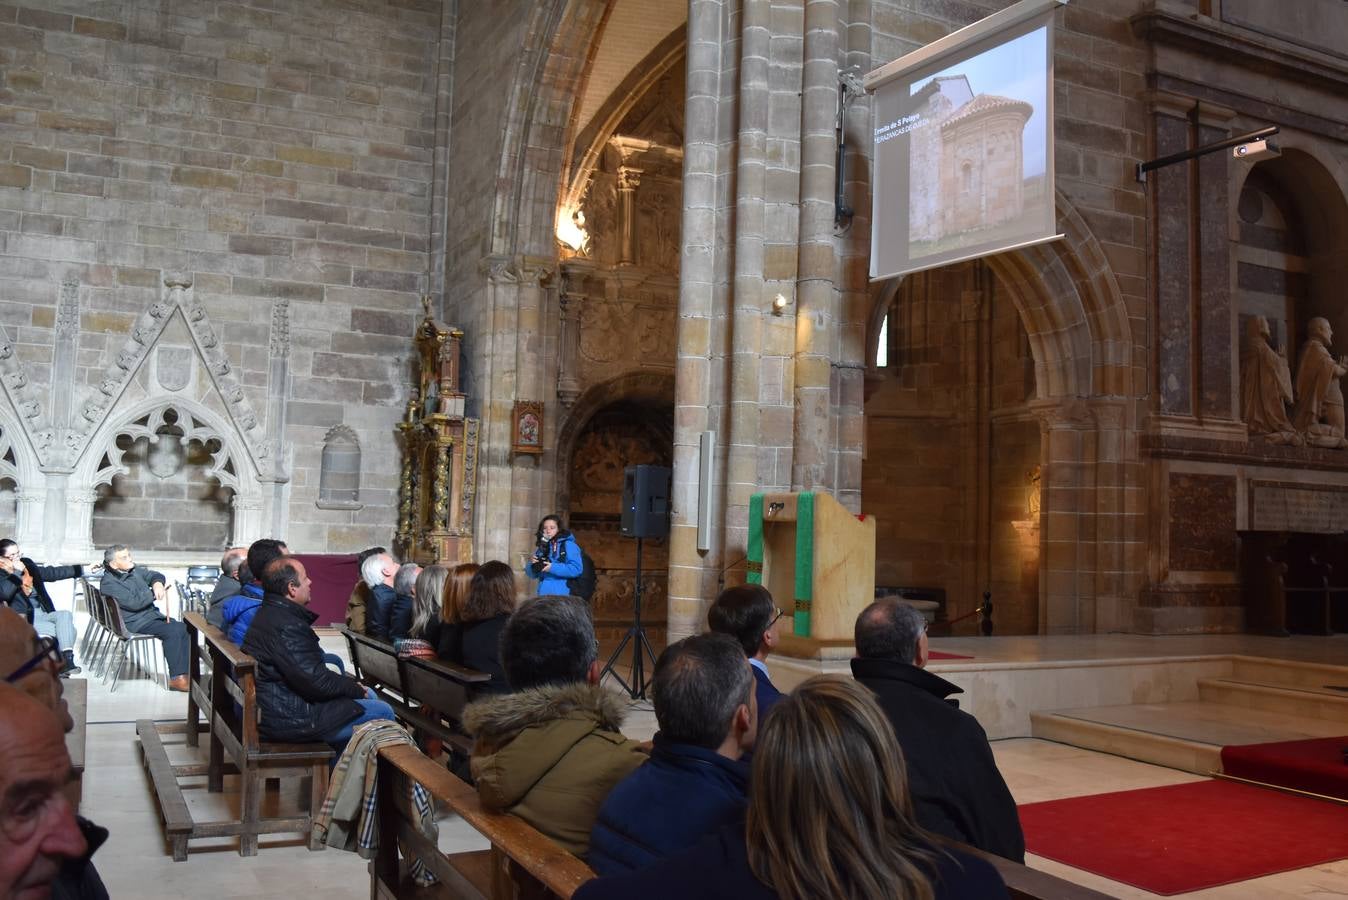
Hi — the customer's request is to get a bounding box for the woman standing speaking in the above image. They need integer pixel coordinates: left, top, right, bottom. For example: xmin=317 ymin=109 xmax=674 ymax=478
xmin=525 ymin=514 xmax=584 ymax=596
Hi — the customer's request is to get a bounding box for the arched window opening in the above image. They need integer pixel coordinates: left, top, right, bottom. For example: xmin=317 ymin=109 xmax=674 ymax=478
xmin=318 ymin=425 xmax=362 ymax=509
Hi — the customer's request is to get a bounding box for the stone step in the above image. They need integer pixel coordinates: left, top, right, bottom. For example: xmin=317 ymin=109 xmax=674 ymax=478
xmin=1198 ymin=676 xmax=1348 ymax=723
xmin=1030 ymin=700 xmax=1348 ymax=776
xmin=1229 ymin=655 xmax=1348 ymax=692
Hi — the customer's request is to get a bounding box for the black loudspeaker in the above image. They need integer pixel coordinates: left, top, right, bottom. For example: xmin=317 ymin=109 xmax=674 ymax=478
xmin=621 ymin=465 xmax=671 ymax=538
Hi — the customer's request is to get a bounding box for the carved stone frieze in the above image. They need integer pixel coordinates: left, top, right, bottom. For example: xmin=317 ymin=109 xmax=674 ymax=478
xmin=56 ymin=278 xmax=79 ymax=339
xmin=270 ymin=298 xmax=290 ymax=359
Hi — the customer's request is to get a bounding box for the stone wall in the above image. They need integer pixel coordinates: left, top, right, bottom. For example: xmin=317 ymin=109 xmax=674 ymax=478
xmin=0 ymin=0 xmax=443 ymax=558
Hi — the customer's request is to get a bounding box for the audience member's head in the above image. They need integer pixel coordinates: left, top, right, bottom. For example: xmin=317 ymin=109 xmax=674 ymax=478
xmin=412 ymin=565 xmax=449 ymax=638
xmin=501 ymin=596 xmax=597 ymax=689
xmin=461 ymin=560 xmax=516 ymax=624
xmin=854 ymin=599 xmax=928 ymax=668
xmin=708 ymin=583 xmax=781 ymax=660
xmin=361 ymin=552 xmax=397 ymax=588
xmin=535 ymin=514 xmax=562 ymax=542
xmin=356 ymin=546 xmax=387 ymax=568
xmin=102 ymin=544 xmax=133 ymax=571
xmin=652 ymin=633 xmax=757 ymax=758
xmin=219 ymin=547 xmax=247 ymax=579
xmin=261 ymin=558 xmax=311 ymax=605
xmin=746 ymin=676 xmax=935 ymax=900
xmin=236 ymin=562 xmax=253 ymax=588
xmin=394 ymin=562 xmax=421 ymax=598
xmin=0 ymin=683 xmax=88 ymax=899
xmin=246 ymin=539 xmax=289 ymax=585
xmin=0 ymin=607 xmax=72 ymax=732
xmin=440 ymin=562 xmax=480 ymax=624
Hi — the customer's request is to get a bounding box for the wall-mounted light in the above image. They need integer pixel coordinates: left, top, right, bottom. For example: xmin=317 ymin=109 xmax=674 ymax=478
xmin=772 ymin=292 xmax=790 ymax=315
xmin=555 ymin=207 xmax=589 ymax=252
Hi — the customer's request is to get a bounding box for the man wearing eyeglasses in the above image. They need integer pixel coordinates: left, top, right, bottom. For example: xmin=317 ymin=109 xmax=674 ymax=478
xmin=0 ymin=538 xmax=87 ymax=676
xmin=707 ymin=583 xmax=786 ymax=718
xmin=1 ymin=609 xmax=111 ymax=898
xmin=97 ymin=544 xmax=191 ymax=692
xmin=0 ymin=683 xmax=104 ymax=900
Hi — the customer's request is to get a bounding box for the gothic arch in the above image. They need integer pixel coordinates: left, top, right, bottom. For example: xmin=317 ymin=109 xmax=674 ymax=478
xmin=867 ymin=190 xmax=1133 ymax=402
xmin=555 ymin=370 xmax=675 ymax=515
xmin=70 ymin=396 xmax=264 ymax=553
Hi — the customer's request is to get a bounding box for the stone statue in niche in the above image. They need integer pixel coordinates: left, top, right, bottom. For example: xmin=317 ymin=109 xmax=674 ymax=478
xmin=1241 ymin=316 xmax=1301 ymax=445
xmin=1292 ymin=317 xmax=1348 ymax=449
xmin=1026 ymin=465 xmax=1041 ymax=519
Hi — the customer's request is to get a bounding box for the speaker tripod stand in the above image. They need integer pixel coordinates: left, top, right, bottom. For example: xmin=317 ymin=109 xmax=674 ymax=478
xmin=599 ymin=536 xmax=658 ymax=700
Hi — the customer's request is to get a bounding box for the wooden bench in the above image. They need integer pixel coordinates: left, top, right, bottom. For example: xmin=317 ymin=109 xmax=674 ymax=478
xmin=372 ymin=743 xmax=595 ymax=900
xmin=137 ymin=612 xmax=334 ymax=860
xmin=370 ymin=743 xmax=1109 ymax=900
xmin=63 ymin=677 xmax=86 ymax=811
xmin=341 ymin=627 xmax=490 ymax=755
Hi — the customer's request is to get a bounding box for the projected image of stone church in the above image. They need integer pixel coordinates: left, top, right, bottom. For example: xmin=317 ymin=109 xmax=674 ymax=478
xmin=908 ymin=75 xmax=1040 ymax=257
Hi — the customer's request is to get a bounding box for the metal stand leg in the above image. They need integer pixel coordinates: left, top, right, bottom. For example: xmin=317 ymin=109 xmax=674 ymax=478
xmin=600 ymin=537 xmax=659 ymax=700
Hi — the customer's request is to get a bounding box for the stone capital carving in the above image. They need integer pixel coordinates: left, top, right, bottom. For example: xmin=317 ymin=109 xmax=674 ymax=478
xmin=56 ymin=278 xmax=80 ymax=338
xmin=1030 ymin=397 xmax=1094 ymax=431
xmin=270 ymin=298 xmax=290 ymax=358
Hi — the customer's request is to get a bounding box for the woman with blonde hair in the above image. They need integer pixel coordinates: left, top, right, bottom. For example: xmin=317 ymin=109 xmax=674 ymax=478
xmin=573 ymin=675 xmax=1006 ymax=900
xmin=436 ymin=560 xmax=515 ymax=693
xmin=394 ymin=564 xmax=449 ymax=660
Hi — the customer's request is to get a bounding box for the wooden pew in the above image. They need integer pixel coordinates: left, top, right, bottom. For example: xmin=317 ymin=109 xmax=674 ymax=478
xmin=371 ymin=744 xmax=1110 ymax=900
xmin=137 ymin=612 xmax=334 ymax=860
xmin=373 ymin=743 xmax=595 ymax=900
xmin=341 ymin=627 xmax=490 ymax=755
xmin=63 ymin=677 xmax=86 ymax=810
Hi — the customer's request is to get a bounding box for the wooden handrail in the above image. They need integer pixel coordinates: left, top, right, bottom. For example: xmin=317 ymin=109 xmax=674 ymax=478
xmin=379 ymin=743 xmax=597 ymax=898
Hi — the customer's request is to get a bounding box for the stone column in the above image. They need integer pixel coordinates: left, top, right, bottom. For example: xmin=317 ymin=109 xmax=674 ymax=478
xmin=63 ymin=487 xmax=96 ymax=559
xmin=668 ymin=0 xmax=741 ymax=642
xmin=231 ymin=493 xmax=265 ymax=547
xmin=791 ymin=0 xmax=840 ymax=494
xmin=511 ymin=262 xmax=551 ymax=552
xmin=1032 ymin=398 xmax=1096 ymax=634
xmin=616 ymin=166 xmax=643 ymax=266
xmin=1151 ymin=93 xmax=1196 ymax=419
xmin=1195 ymin=102 xmax=1236 ymax=422
xmin=556 ymin=259 xmax=592 ymax=407
xmin=475 ymin=256 xmax=521 ymax=563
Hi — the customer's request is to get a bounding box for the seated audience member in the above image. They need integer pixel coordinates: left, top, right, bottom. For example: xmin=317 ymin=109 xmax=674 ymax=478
xmin=243 ymin=558 xmax=394 ymax=749
xmin=0 ymin=610 xmax=110 ymax=898
xmin=852 ymin=599 xmax=1025 ymax=862
xmin=388 ymin=562 xmax=421 ymax=641
xmin=396 ymin=564 xmax=448 ymax=659
xmin=708 ymin=583 xmax=785 ymax=717
xmin=97 ymin=544 xmax=191 ymax=692
xmin=0 ymin=685 xmax=102 ymax=900
xmin=206 ymin=546 xmax=247 ymax=629
xmin=344 ymin=546 xmax=386 ymax=634
xmin=589 ymin=633 xmax=756 ymax=875
xmin=524 ymin=514 xmax=583 ymax=596
xmin=463 ymin=596 xmax=646 ymax=856
xmin=0 ymin=538 xmax=85 ymax=675
xmin=574 ymin=676 xmax=1007 ymax=900
xmin=438 ymin=560 xmax=512 ymax=692
xmin=221 ymin=538 xmax=289 ymax=646
xmin=361 ymin=551 xmax=399 ymax=641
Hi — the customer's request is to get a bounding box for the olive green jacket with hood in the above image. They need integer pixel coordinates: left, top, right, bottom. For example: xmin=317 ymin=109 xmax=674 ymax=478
xmin=463 ymin=681 xmax=647 ymax=857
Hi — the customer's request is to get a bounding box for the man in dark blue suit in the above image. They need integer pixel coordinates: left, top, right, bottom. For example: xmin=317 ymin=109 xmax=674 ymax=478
xmin=708 ymin=583 xmax=784 ymax=717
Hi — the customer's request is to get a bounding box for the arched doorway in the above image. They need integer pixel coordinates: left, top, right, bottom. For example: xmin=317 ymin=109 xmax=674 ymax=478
xmin=559 ymin=375 xmax=674 ymax=658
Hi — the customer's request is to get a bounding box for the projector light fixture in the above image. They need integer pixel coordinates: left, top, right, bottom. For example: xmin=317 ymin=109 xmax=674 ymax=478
xmin=772 ymin=293 xmax=790 ymax=314
xmin=1136 ymin=125 xmax=1279 ymax=183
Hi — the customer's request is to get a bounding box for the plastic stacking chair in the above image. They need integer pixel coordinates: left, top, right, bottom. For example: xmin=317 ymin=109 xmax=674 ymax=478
xmin=100 ymin=592 xmax=163 ymax=692
xmin=82 ymin=581 xmax=116 ymax=678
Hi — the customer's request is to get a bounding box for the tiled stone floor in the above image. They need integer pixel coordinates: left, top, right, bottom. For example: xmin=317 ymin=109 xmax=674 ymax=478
xmin=73 ymin=631 xmax=1348 ymax=899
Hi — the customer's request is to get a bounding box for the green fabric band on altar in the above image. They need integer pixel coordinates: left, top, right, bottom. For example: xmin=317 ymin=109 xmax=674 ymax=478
xmin=747 ymin=493 xmax=764 ymax=585
xmin=794 ymin=492 xmax=814 ymax=637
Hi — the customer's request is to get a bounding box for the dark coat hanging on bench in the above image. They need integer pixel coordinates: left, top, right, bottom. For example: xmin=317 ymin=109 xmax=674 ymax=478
xmin=243 ymin=593 xmax=365 ymax=742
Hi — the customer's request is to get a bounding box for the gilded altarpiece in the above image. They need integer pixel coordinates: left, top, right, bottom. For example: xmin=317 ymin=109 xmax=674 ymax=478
xmin=395 ymin=307 xmax=479 ymax=565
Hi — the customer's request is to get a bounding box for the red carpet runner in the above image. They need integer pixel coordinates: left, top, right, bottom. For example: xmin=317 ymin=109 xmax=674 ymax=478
xmin=928 ymin=650 xmax=974 ymax=660
xmin=1019 ymin=779 xmax=1348 ymax=895
xmin=1221 ymin=736 xmax=1348 ymax=802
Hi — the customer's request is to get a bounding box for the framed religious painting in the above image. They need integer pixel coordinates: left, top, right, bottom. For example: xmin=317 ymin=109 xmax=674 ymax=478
xmin=512 ymin=400 xmax=544 ymax=455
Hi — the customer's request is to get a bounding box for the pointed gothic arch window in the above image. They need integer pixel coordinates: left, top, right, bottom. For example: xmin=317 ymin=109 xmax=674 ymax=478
xmin=317 ymin=425 xmax=362 ymax=509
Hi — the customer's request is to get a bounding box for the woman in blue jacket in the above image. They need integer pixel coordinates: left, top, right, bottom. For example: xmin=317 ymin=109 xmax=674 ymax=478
xmin=525 ymin=514 xmax=583 ymax=596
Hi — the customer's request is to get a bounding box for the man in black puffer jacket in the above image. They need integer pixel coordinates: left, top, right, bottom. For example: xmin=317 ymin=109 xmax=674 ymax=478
xmin=243 ymin=558 xmax=395 ymax=748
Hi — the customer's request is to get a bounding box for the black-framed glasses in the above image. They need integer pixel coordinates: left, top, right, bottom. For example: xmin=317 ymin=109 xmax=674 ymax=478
xmin=4 ymin=635 xmax=61 ymax=683
xmin=769 ymin=606 xmax=785 ymax=627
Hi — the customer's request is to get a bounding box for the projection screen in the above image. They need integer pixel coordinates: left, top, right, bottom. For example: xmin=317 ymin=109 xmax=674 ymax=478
xmin=866 ymin=0 xmax=1066 ymax=281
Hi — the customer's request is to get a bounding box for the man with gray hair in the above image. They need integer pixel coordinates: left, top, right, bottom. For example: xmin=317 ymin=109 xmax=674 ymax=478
xmin=588 ymin=633 xmax=756 ymax=875
xmin=360 ymin=551 xmax=399 ymax=641
xmin=851 ymin=598 xmax=1024 ymax=861
xmin=98 ymin=544 xmax=190 ymax=691
xmin=206 ymin=546 xmax=247 ymax=629
xmin=463 ymin=596 xmax=647 ymax=857
xmin=386 ymin=561 xmax=421 ymax=641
